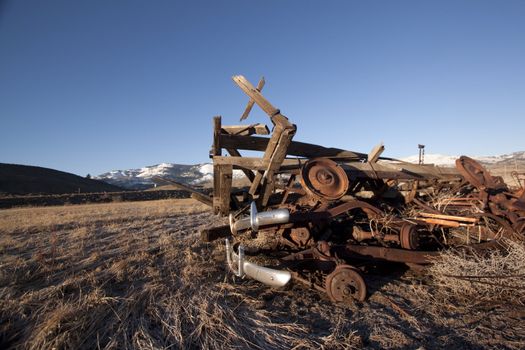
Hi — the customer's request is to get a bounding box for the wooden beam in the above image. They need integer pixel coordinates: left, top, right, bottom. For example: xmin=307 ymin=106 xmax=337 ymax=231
xmin=232 ymin=75 xmax=278 ymax=117
xmin=248 ymin=124 xmax=285 ymax=196
xmin=213 ymin=164 xmax=233 ymax=215
xmin=259 ymin=127 xmax=295 ymax=206
xmin=151 ymin=176 xmax=213 ymax=206
xmin=211 ymin=116 xmax=222 ymax=157
xmin=418 ymin=212 xmax=478 ymax=223
xmin=368 ymin=143 xmax=385 ymax=163
xmin=225 ymin=148 xmax=255 ymax=182
xmin=232 ymin=75 xmax=293 ymax=128
xmin=212 ymin=156 xmax=456 ymax=181
xmin=380 ymin=161 xmax=461 ymax=178
xmin=240 ymin=77 xmax=265 ymax=121
xmin=221 ymin=123 xmax=269 ymax=136
xmin=219 ymin=134 xmax=366 ymax=159
xmin=191 ymin=193 xmax=213 ymax=207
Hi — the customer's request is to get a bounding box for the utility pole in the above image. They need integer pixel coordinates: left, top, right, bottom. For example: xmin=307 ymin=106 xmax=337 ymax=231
xmin=418 ymin=144 xmax=425 ymax=165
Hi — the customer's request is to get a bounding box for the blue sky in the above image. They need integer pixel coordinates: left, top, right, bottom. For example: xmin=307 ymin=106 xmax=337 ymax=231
xmin=1 ymin=0 xmax=524 ymax=176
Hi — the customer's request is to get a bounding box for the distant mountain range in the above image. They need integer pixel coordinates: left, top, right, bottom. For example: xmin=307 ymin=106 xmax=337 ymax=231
xmin=96 ymin=151 xmax=525 ymax=190
xmin=401 ymin=151 xmax=525 ymax=167
xmin=95 ymin=163 xmax=245 ymax=190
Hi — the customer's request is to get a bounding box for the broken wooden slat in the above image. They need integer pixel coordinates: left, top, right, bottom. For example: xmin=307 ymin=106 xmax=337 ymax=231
xmin=249 ymin=172 xmax=264 ymax=196
xmin=151 ymin=176 xmax=213 ymax=206
xmin=191 ymin=193 xmax=213 ymax=207
xmin=232 ymin=75 xmax=293 ymax=128
xmin=221 ymin=123 xmax=270 ymax=136
xmin=233 ymin=75 xmax=278 ymax=117
xmin=418 ymin=212 xmax=478 ymax=223
xmin=259 ymin=127 xmax=296 ymax=206
xmin=248 ymin=124 xmax=285 ymax=196
xmin=418 ymin=218 xmax=475 ymax=227
xmin=225 ymin=148 xmax=255 ymax=182
xmin=240 ymin=77 xmax=265 ymax=121
xmin=368 ymin=143 xmax=385 ymax=163
xmin=219 ymin=134 xmax=366 ymax=159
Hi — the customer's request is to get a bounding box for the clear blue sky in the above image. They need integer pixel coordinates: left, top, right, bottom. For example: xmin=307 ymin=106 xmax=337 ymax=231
xmin=1 ymin=0 xmax=524 ymax=176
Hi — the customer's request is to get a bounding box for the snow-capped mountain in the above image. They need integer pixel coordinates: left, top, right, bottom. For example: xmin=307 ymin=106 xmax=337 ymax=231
xmin=97 ymin=151 xmax=524 ymax=190
xmin=95 ymin=163 xmax=245 ymax=190
xmin=401 ymin=151 xmax=525 ymax=167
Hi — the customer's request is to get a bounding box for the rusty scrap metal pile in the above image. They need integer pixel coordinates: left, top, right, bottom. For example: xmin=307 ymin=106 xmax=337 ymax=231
xmin=198 ymin=76 xmax=525 ymax=303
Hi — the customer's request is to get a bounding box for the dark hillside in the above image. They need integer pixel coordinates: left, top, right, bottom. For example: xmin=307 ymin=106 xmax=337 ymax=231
xmin=0 ymin=163 xmax=123 ymax=195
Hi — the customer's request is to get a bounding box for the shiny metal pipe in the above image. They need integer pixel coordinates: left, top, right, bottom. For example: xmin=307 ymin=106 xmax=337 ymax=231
xmin=229 ymin=202 xmax=290 ymax=234
xmin=225 ymin=238 xmax=292 ymax=287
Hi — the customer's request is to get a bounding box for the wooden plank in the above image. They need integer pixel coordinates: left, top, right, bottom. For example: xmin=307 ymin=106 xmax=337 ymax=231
xmin=249 ymin=172 xmax=263 ymax=196
xmin=212 ymin=116 xmax=222 ymax=157
xmin=213 ymin=155 xmax=265 ymax=168
xmin=232 ymin=75 xmax=278 ymax=117
xmin=151 ymin=176 xmax=212 ymax=206
xmin=190 ymin=193 xmax=212 ymax=207
xmin=385 ymin=162 xmax=460 ymax=178
xmin=240 ymin=77 xmax=265 ymax=121
xmin=419 ymin=212 xmax=478 ymax=223
xmin=368 ymin=143 xmax=385 ymax=163
xmin=225 ymin=148 xmax=255 ymax=182
xmin=221 ymin=123 xmax=269 ymax=136
xmin=417 ymin=218 xmax=474 ymax=227
xmin=213 ymin=164 xmax=233 ymax=215
xmin=213 ymin=164 xmax=221 ymax=214
xmin=219 ymin=134 xmax=366 ymax=159
xmin=341 ymin=163 xmax=426 ymax=180
xmin=212 ymin=156 xmax=453 ymax=181
xmin=248 ymin=124 xmax=284 ymax=196
xmin=259 ymin=128 xmax=296 ymax=206
xmin=232 ymin=76 xmax=293 ymax=128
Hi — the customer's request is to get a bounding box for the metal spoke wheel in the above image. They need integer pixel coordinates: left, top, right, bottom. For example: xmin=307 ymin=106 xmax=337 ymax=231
xmin=325 ymin=265 xmax=367 ymax=302
xmin=455 ymin=156 xmax=499 ymax=190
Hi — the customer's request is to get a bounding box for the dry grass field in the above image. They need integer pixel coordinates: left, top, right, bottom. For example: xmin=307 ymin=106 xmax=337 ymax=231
xmin=1 ymin=199 xmax=524 ymax=349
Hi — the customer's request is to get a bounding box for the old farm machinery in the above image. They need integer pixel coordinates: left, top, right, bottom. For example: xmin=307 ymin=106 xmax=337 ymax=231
xmin=198 ymin=75 xmax=525 ymax=303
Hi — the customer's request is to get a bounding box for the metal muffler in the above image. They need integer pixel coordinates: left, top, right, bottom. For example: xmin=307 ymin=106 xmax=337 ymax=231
xmin=225 ymin=238 xmax=292 ymax=287
xmin=229 ymin=201 xmax=290 ymax=235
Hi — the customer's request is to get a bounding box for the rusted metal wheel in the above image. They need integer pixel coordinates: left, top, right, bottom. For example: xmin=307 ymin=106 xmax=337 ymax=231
xmin=325 ymin=265 xmax=366 ymax=302
xmin=455 ymin=156 xmax=497 ymax=190
xmin=400 ymin=224 xmax=419 ymax=250
xmin=300 ymin=158 xmax=349 ymax=201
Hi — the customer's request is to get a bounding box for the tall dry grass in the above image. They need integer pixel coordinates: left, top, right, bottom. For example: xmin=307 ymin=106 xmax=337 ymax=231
xmin=0 ymin=199 xmax=361 ymax=349
xmin=428 ymin=239 xmax=525 ymax=304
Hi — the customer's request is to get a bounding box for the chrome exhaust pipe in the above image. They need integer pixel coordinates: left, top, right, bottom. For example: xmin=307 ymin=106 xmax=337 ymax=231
xmin=225 ymin=238 xmax=292 ymax=287
xmin=229 ymin=202 xmax=290 ymax=235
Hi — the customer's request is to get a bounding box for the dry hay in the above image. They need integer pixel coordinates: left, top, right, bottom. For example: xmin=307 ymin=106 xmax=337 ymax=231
xmin=1 ymin=199 xmax=525 ymax=349
xmin=0 ymin=200 xmax=361 ymax=349
xmin=428 ymin=239 xmax=525 ymax=304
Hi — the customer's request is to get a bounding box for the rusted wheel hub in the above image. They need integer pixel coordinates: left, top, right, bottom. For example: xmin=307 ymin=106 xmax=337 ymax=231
xmin=455 ymin=156 xmax=498 ymax=190
xmin=325 ymin=265 xmax=366 ymax=302
xmin=400 ymin=224 xmax=419 ymax=250
xmin=300 ymin=158 xmax=349 ymax=201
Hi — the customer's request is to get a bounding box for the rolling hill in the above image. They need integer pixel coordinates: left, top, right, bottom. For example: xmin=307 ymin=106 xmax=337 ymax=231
xmin=0 ymin=163 xmax=123 ymax=196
